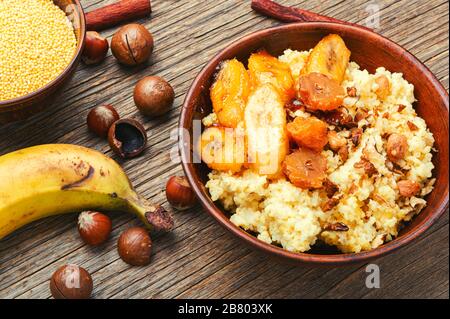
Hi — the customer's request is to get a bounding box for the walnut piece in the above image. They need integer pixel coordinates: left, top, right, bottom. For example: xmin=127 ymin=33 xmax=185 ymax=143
xmin=397 ymin=180 xmax=421 ymax=197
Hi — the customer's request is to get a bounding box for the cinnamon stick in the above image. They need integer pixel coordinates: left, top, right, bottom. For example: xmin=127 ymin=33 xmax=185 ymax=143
xmin=251 ymin=0 xmax=372 ymax=31
xmin=86 ymin=0 xmax=152 ymax=31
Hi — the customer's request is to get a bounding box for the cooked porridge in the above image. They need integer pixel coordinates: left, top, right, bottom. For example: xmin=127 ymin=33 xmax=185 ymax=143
xmin=198 ymin=34 xmax=435 ymax=253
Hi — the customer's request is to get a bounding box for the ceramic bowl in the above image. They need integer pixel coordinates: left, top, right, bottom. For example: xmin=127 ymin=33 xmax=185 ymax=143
xmin=0 ymin=0 xmax=86 ymax=123
xmin=180 ymin=22 xmax=449 ymax=265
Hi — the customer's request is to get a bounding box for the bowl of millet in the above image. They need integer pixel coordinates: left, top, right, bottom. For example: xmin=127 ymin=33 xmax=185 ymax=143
xmin=0 ymin=0 xmax=85 ymax=123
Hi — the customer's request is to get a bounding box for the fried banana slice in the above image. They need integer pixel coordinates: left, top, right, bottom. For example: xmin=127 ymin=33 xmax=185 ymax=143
xmin=245 ymin=84 xmax=289 ymax=177
xmin=197 ymin=126 xmax=246 ymax=173
xmin=211 ymin=59 xmax=250 ymax=128
xmin=302 ymin=34 xmax=351 ymax=84
xmin=248 ymin=51 xmax=295 ymax=103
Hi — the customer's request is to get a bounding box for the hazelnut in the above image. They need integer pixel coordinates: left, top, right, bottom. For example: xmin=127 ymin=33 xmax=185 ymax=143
xmin=78 ymin=211 xmax=112 ymax=246
xmin=134 ymin=76 xmax=174 ymax=117
xmin=82 ymin=31 xmax=109 ymax=65
xmin=327 ymin=131 xmax=347 ymax=151
xmin=386 ymin=133 xmax=408 ymax=162
xmin=166 ymin=176 xmax=197 ymax=211
xmin=87 ymin=104 xmax=120 ymax=138
xmin=118 ymin=227 xmax=152 ymax=266
xmin=50 ymin=264 xmax=93 ymax=299
xmin=111 ymin=24 xmax=154 ymax=66
xmin=108 ymin=118 xmax=147 ymax=159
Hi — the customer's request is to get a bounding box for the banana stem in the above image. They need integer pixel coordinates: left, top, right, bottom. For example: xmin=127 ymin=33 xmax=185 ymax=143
xmin=127 ymin=194 xmax=174 ymax=231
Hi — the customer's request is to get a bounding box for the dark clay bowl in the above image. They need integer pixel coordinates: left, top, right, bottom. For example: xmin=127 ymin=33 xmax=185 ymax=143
xmin=0 ymin=0 xmax=86 ymax=123
xmin=180 ymin=22 xmax=449 ymax=266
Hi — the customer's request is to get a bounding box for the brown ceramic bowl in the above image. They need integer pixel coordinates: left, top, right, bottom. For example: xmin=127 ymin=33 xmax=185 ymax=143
xmin=0 ymin=0 xmax=86 ymax=123
xmin=180 ymin=22 xmax=449 ymax=266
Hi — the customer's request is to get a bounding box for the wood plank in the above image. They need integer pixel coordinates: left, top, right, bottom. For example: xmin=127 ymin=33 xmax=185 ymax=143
xmin=0 ymin=0 xmax=448 ymax=299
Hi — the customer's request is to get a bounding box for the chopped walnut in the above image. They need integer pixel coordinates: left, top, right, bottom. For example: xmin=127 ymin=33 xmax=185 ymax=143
xmin=347 ymin=86 xmax=357 ymax=97
xmin=338 ymin=145 xmax=349 ymax=161
xmin=361 ymin=200 xmax=371 ymax=220
xmin=328 ymin=131 xmax=347 ymax=151
xmin=348 ymin=183 xmax=358 ymax=194
xmin=372 ymin=194 xmax=388 ymax=205
xmin=321 ymin=197 xmax=340 ymax=211
xmin=354 ymin=158 xmax=378 ymax=177
xmin=386 ymin=160 xmax=409 ymax=175
xmin=323 ymin=179 xmax=339 ymax=198
xmin=351 ymin=128 xmax=363 ymax=147
xmin=355 ymin=109 xmax=369 ymax=122
xmin=323 ymin=222 xmax=349 ymax=232
xmin=397 ymin=180 xmax=421 ymax=197
xmin=407 ymin=121 xmax=419 ymax=131
xmin=319 ymin=107 xmax=355 ymax=128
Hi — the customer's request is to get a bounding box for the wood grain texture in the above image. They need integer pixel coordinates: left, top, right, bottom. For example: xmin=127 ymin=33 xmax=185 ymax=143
xmin=0 ymin=0 xmax=448 ymax=299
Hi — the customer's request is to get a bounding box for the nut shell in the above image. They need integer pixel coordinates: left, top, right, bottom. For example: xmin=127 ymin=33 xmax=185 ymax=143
xmin=166 ymin=176 xmax=197 ymax=210
xmin=134 ymin=76 xmax=174 ymax=117
xmin=50 ymin=264 xmax=93 ymax=299
xmin=111 ymin=24 xmax=154 ymax=66
xmin=82 ymin=31 xmax=109 ymax=65
xmin=108 ymin=118 xmax=147 ymax=159
xmin=87 ymin=104 xmax=120 ymax=138
xmin=78 ymin=211 xmax=112 ymax=246
xmin=118 ymin=227 xmax=152 ymax=266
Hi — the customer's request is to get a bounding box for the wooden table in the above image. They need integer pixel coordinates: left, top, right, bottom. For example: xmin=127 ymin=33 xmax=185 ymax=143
xmin=0 ymin=0 xmax=448 ymax=299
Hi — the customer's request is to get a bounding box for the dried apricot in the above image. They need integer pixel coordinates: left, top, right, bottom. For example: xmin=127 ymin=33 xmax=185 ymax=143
xmin=248 ymin=51 xmax=295 ymax=103
xmin=302 ymin=34 xmax=351 ymax=84
xmin=287 ymin=116 xmax=328 ymax=151
xmin=210 ymin=59 xmax=250 ymax=128
xmin=282 ymin=148 xmax=327 ymax=189
xmin=197 ymin=126 xmax=245 ymax=172
xmin=298 ymin=73 xmax=345 ymax=111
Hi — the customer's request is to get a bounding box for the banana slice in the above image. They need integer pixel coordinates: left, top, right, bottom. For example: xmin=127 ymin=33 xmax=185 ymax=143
xmin=248 ymin=51 xmax=295 ymax=104
xmin=302 ymin=34 xmax=351 ymax=84
xmin=210 ymin=59 xmax=250 ymax=128
xmin=245 ymin=84 xmax=288 ymax=177
xmin=197 ymin=126 xmax=246 ymax=173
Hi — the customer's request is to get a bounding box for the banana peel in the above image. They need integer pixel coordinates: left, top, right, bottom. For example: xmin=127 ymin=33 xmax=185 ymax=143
xmin=0 ymin=144 xmax=174 ymax=240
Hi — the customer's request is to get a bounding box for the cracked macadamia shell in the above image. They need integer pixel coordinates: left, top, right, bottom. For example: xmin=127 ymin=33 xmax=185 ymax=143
xmin=108 ymin=118 xmax=147 ymax=159
xmin=111 ymin=24 xmax=154 ymax=66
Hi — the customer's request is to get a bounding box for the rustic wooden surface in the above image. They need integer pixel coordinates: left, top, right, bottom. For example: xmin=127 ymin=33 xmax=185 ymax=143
xmin=0 ymin=0 xmax=448 ymax=299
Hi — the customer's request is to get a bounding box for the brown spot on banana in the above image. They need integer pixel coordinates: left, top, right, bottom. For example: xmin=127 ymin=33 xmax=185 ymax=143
xmin=61 ymin=165 xmax=95 ymax=190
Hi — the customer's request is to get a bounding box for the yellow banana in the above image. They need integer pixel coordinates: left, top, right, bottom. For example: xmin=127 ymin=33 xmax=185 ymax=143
xmin=245 ymin=83 xmax=288 ymax=178
xmin=0 ymin=144 xmax=173 ymax=240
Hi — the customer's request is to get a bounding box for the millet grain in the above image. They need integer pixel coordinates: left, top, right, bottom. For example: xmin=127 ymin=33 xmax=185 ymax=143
xmin=0 ymin=0 xmax=77 ymax=101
